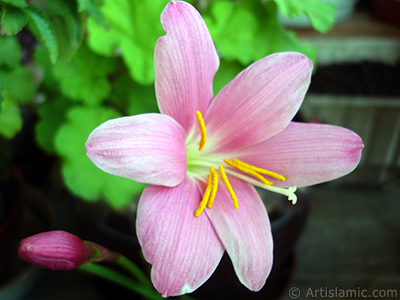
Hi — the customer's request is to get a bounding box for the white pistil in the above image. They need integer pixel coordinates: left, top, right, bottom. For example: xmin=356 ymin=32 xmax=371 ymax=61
xmin=224 ymin=168 xmax=297 ymax=204
xmin=264 ymin=185 xmax=297 ymax=205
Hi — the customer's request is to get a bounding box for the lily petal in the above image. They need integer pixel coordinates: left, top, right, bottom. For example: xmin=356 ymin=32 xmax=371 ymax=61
xmin=237 ymin=122 xmax=364 ymax=187
xmin=205 ymin=52 xmax=312 ymax=153
xmin=86 ymin=113 xmax=187 ymax=187
xmin=205 ymin=177 xmax=273 ymax=291
xmin=137 ymin=177 xmax=225 ymax=297
xmin=155 ymin=1 xmax=219 ymax=133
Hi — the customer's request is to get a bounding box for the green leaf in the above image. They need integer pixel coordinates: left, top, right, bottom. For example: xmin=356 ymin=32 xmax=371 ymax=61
xmin=0 ymin=82 xmax=3 ymax=113
xmin=52 ymin=43 xmax=116 ymax=106
xmin=0 ymin=94 xmax=23 ymax=139
xmin=205 ymin=0 xmax=316 ymax=65
xmin=274 ymin=0 xmax=335 ymax=33
xmin=0 ymin=36 xmax=22 ymax=69
xmin=87 ymin=0 xmax=165 ymax=84
xmin=33 ymin=45 xmax=59 ymax=90
xmin=41 ymin=0 xmax=74 ymax=15
xmin=0 ymin=67 xmax=35 ymax=104
xmin=86 ymin=17 xmax=119 ymax=56
xmin=246 ymin=1 xmax=316 ymax=64
xmin=257 ymin=2 xmax=316 ymax=62
xmin=55 ymin=106 xmax=146 ymax=208
xmin=111 ymin=74 xmax=158 ymax=116
xmin=0 ymin=0 xmax=27 ymax=8
xmin=204 ymin=1 xmax=259 ymax=65
xmin=24 ymin=6 xmax=59 ymax=63
xmin=126 ymin=84 xmax=159 ymax=116
xmin=35 ymin=98 xmax=70 ymax=153
xmin=0 ymin=5 xmax=28 ymax=35
xmin=43 ymin=0 xmax=84 ymax=61
xmin=49 ymin=13 xmax=83 ymax=61
xmin=213 ymin=59 xmax=243 ymax=94
xmin=76 ymin=0 xmax=105 ymax=26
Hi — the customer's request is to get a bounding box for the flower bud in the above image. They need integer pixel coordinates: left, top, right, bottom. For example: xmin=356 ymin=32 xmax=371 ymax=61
xmin=18 ymin=230 xmax=92 ymax=271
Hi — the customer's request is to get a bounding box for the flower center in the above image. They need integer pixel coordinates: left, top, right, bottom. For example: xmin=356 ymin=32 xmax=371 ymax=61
xmin=189 ymin=111 xmax=297 ymax=217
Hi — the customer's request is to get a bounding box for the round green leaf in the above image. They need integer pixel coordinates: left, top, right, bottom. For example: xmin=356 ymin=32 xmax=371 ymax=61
xmin=0 ymin=67 xmax=35 ymax=104
xmin=0 ymin=95 xmax=23 ymax=139
xmin=87 ymin=0 xmax=164 ymax=85
xmin=111 ymin=74 xmax=158 ymax=116
xmin=274 ymin=0 xmax=335 ymax=33
xmin=35 ymin=97 xmax=70 ymax=153
xmin=0 ymin=36 xmax=22 ymax=69
xmin=52 ymin=44 xmax=116 ymax=106
xmin=55 ymin=106 xmax=146 ymax=208
xmin=0 ymin=5 xmax=28 ymax=35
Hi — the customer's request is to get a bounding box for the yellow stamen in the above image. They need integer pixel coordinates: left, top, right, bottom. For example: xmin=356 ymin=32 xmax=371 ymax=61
xmin=196 ymin=111 xmax=207 ymax=151
xmin=192 ymin=110 xmax=294 ymax=217
xmin=232 ymin=159 xmax=286 ymax=181
xmin=218 ymin=165 xmax=238 ymax=209
xmin=195 ymin=167 xmax=219 ymax=217
xmin=207 ymin=166 xmax=218 ymax=209
xmin=195 ymin=174 xmax=212 ymax=217
xmin=223 ymin=159 xmax=274 ymax=186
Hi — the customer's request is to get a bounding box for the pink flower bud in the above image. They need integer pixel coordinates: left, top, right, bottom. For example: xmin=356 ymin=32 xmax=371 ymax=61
xmin=18 ymin=230 xmax=92 ymax=271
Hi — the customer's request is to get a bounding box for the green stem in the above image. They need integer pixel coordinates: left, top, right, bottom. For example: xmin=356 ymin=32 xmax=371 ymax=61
xmin=79 ymin=263 xmax=161 ymax=300
xmin=117 ymin=255 xmax=151 ymax=287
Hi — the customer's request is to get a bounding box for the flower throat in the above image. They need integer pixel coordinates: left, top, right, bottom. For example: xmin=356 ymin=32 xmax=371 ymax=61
xmin=194 ymin=111 xmax=297 ymax=217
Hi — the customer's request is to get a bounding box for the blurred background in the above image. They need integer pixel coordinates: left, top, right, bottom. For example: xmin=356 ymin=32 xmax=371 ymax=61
xmin=0 ymin=0 xmax=399 ymax=299
xmin=281 ymin=0 xmax=400 ymax=299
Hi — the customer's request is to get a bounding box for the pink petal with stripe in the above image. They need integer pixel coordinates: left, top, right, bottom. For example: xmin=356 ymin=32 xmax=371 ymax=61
xmin=155 ymin=1 xmax=219 ymax=133
xmin=86 ymin=113 xmax=187 ymax=187
xmin=137 ymin=177 xmax=225 ymax=297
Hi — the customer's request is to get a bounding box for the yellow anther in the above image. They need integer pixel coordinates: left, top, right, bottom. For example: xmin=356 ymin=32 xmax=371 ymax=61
xmin=232 ymin=159 xmax=286 ymax=181
xmin=195 ymin=174 xmax=212 ymax=217
xmin=218 ymin=165 xmax=238 ymax=209
xmin=195 ymin=166 xmax=218 ymax=217
xmin=224 ymin=159 xmax=274 ymax=186
xmin=196 ymin=111 xmax=207 ymax=151
xmin=207 ymin=166 xmax=218 ymax=209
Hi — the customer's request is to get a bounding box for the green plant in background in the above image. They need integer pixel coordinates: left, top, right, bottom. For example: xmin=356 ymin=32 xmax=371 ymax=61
xmin=86 ymin=0 xmax=166 ymax=84
xmin=0 ymin=35 xmax=30 ymax=138
xmin=0 ymin=0 xmax=335 ymax=209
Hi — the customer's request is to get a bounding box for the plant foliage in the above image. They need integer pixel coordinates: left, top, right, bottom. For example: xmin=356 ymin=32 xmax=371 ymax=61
xmin=0 ymin=0 xmax=335 ymax=208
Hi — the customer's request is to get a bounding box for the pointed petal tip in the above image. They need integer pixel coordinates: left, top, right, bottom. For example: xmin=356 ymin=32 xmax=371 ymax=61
xmin=205 ymin=179 xmax=273 ymax=294
xmin=246 ymin=277 xmax=269 ymax=292
xmin=237 ymin=122 xmax=364 ymax=188
xmin=156 ymin=0 xmax=219 ymax=132
xmin=137 ymin=178 xmax=224 ymax=298
xmin=158 ymin=283 xmax=195 ymax=298
xmin=274 ymin=51 xmax=313 ymax=69
xmin=238 ymin=264 xmax=272 ymax=292
xmin=206 ymin=51 xmax=313 ymax=152
xmin=298 ymin=51 xmax=313 ymax=68
xmin=277 ymin=52 xmax=314 ymax=82
xmin=344 ymin=129 xmax=364 ymax=171
xmin=163 ymin=0 xmax=193 ymax=13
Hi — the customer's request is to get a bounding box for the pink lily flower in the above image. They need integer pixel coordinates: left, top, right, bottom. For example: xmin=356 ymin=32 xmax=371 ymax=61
xmin=86 ymin=1 xmax=363 ymax=297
